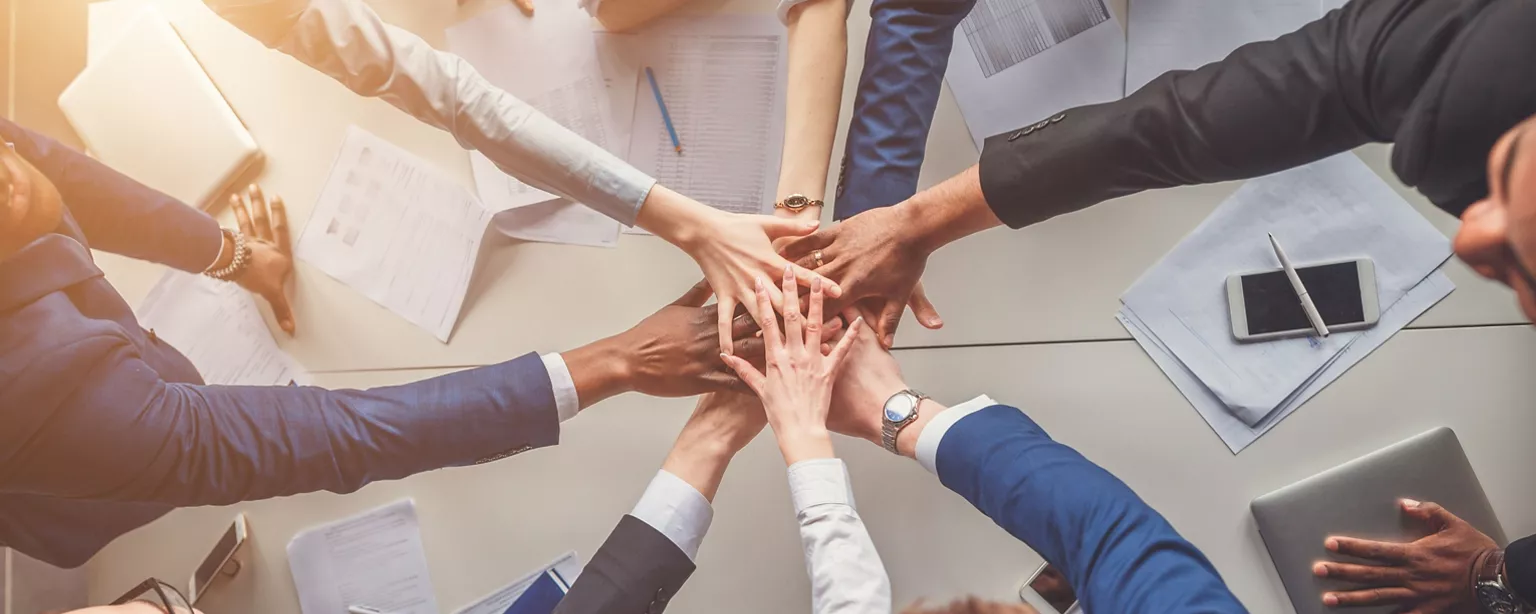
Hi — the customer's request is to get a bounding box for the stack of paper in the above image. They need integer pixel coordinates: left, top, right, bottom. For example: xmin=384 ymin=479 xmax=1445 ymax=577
xmin=288 ymin=500 xmax=439 ymax=614
xmin=1118 ymin=154 xmax=1454 ymax=453
xmin=136 ymin=270 xmax=309 ymax=386
xmin=452 ymin=552 xmax=582 ymax=614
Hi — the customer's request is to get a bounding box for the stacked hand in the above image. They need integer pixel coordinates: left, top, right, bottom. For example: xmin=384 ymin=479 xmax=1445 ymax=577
xmin=721 ymin=266 xmax=864 ymax=463
xmin=229 ymin=185 xmax=298 ymax=335
xmin=1314 ymin=499 xmax=1497 ymax=612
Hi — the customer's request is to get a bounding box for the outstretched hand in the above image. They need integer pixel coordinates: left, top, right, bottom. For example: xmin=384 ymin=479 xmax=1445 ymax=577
xmin=230 ymin=185 xmax=297 ymax=335
xmin=1314 ymin=499 xmax=1497 ymax=612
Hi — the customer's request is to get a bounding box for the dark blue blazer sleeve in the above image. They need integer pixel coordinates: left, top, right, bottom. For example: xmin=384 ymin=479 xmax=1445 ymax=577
xmin=936 ymin=405 xmax=1248 ymax=613
xmin=0 ymin=117 xmax=223 ymax=273
xmin=0 ymin=345 xmax=559 ymax=507
xmin=835 ymin=0 xmax=975 ymax=219
xmin=555 ymin=515 xmax=695 ymax=614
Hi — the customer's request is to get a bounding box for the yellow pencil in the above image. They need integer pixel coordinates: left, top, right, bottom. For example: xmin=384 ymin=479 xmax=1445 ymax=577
xmin=512 ymin=0 xmax=534 ymax=16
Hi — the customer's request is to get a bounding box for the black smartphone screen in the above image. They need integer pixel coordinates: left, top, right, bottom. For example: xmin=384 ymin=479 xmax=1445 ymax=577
xmin=1029 ymin=564 xmax=1077 ymax=612
xmin=1241 ymin=262 xmax=1365 ymax=335
xmin=194 ymin=523 xmax=240 ymax=591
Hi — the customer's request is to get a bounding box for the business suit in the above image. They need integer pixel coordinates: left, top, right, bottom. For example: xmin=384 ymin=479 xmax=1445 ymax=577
xmin=0 ymin=118 xmax=562 ymax=568
xmin=555 ymin=515 xmax=696 ymax=614
xmin=979 ymin=0 xmax=1536 ymax=228
xmin=921 ymin=400 xmax=1247 ymax=613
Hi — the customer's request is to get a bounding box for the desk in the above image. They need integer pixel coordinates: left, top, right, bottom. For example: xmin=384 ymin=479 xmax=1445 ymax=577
xmin=83 ymin=326 xmax=1536 ymax=612
xmin=79 ymin=0 xmax=1525 ymax=374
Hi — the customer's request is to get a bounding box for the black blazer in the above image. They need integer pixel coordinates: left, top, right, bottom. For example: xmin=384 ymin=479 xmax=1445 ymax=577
xmin=979 ymin=0 xmax=1536 ymax=228
xmin=554 ymin=515 xmax=696 ymax=614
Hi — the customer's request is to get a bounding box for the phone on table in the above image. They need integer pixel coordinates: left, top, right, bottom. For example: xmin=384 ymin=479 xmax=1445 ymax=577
xmin=1227 ymin=258 xmax=1379 ymax=342
xmin=1019 ymin=562 xmax=1079 ymax=614
xmin=188 ymin=514 xmax=248 ymax=604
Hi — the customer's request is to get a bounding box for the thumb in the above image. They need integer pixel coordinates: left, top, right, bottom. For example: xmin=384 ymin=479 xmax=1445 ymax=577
xmin=759 ymin=215 xmax=821 ymax=240
xmin=908 ymin=282 xmax=943 ymax=330
xmin=266 ymin=290 xmax=297 ymax=336
xmin=672 ymin=279 xmax=713 ymax=307
xmin=876 ymin=299 xmax=904 ymax=349
xmin=1402 ymin=499 xmax=1457 ymax=530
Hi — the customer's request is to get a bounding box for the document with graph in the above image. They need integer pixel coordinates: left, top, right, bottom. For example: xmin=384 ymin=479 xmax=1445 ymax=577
xmin=946 ymin=0 xmax=1126 ymax=149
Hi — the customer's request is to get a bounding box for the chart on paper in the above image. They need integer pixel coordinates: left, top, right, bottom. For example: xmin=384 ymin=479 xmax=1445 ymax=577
xmin=961 ymin=0 xmax=1110 ymax=78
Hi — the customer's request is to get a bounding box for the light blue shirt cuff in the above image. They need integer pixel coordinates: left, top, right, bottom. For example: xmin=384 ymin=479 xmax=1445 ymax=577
xmin=629 ymin=470 xmax=714 ymax=562
xmin=541 ymin=353 xmax=579 ymax=423
xmin=915 ymin=395 xmax=998 ymax=475
xmin=787 ymin=458 xmax=856 ymax=513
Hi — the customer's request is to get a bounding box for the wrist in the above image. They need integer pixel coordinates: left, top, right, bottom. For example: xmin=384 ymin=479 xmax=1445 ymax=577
xmin=903 ymin=165 xmax=998 ymax=253
xmin=636 ymin=185 xmax=717 ymax=253
xmin=662 ymin=436 xmax=735 ymax=502
xmin=563 ymin=335 xmax=636 ymax=410
xmin=774 ymin=424 xmax=834 ymax=465
xmin=207 ymin=231 xmax=235 ymax=272
xmin=895 ymin=398 xmax=946 ymax=459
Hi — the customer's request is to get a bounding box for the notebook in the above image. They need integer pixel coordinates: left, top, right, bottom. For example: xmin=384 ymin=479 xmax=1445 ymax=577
xmin=59 ymin=5 xmax=261 ymax=210
xmin=503 ymin=569 xmax=570 ymax=614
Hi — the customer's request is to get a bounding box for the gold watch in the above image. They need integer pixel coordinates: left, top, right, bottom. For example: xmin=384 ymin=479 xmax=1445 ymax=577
xmin=775 ymin=194 xmax=823 ymax=211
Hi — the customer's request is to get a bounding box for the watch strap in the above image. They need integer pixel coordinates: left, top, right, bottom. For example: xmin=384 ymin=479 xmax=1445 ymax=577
xmin=881 ymin=390 xmax=927 ymax=454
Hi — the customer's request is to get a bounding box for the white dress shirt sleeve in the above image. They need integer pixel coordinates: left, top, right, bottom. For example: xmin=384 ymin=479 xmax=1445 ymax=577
xmin=914 ymin=394 xmax=998 ymax=475
xmin=206 ymin=0 xmax=655 ymax=225
xmin=787 ymin=458 xmax=892 ymax=614
xmin=629 ymin=470 xmax=714 ymax=562
xmin=539 ymin=353 xmax=580 ymax=423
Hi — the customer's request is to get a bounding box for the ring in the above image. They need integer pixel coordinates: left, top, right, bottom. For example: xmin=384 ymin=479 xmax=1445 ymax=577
xmin=813 ymin=250 xmax=824 ymax=267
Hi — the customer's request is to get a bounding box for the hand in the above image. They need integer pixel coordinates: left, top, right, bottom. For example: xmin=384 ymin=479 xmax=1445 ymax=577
xmin=783 ymin=204 xmax=942 ymax=348
xmin=825 ymin=306 xmax=909 ymax=446
xmin=662 ymin=391 xmax=768 ymax=501
xmin=230 ymin=185 xmax=297 ymax=335
xmin=1314 ymin=499 xmax=1498 ymax=611
xmin=722 ymin=266 xmax=863 ymax=464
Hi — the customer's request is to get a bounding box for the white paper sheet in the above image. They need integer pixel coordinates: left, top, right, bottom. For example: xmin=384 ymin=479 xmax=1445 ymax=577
xmin=945 ymin=0 xmax=1126 ymax=150
xmin=446 ymin=4 xmax=627 ymax=247
xmin=625 ymin=16 xmax=786 ymax=216
xmin=1119 ymin=272 xmax=1454 ymax=453
xmin=288 ymin=500 xmax=439 ymax=614
xmin=451 ymin=552 xmax=583 ymax=614
xmin=296 ymin=126 xmax=491 ymax=342
xmin=1120 ymin=153 xmax=1452 ymax=425
xmin=1126 ymin=0 xmax=1322 ymax=93
xmin=136 ymin=270 xmax=309 ymax=386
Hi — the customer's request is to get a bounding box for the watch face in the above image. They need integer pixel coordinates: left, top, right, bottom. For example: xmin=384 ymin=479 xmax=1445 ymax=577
xmin=783 ymin=194 xmax=809 ymax=210
xmin=1478 ymin=584 xmax=1522 ymax=614
xmin=884 ymin=394 xmax=917 ymax=423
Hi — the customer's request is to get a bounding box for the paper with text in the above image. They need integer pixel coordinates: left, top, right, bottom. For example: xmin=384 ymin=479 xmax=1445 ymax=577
xmin=136 ymin=270 xmax=308 ymax=386
xmin=1126 ymin=0 xmax=1322 ymax=93
xmin=451 ymin=551 xmax=583 ymax=614
xmin=296 ymin=126 xmax=490 ymax=342
xmin=288 ymin=500 xmax=439 ymax=614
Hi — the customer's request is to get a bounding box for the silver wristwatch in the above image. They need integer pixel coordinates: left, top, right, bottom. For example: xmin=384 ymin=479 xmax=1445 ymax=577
xmin=1476 ymin=549 xmax=1531 ymax=614
xmin=881 ymin=389 xmax=928 ymax=454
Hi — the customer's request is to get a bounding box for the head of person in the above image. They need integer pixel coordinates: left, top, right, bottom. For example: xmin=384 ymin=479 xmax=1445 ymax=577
xmin=0 ymin=142 xmax=63 ymax=259
xmin=901 ymin=597 xmax=1039 ymax=614
xmin=1453 ymin=113 xmax=1536 ymax=322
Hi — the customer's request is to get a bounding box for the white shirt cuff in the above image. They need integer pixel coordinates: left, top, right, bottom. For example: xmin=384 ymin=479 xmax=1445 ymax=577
xmin=787 ymin=458 xmax=856 ymax=514
xmin=915 ymin=395 xmax=998 ymax=475
xmin=629 ymin=470 xmax=714 ymax=562
xmin=541 ymin=353 xmax=579 ymax=423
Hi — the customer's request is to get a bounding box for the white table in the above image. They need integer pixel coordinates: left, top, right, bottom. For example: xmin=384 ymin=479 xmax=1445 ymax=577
xmin=87 ymin=0 xmax=1526 ymax=374
xmin=84 ymin=326 xmax=1536 ymax=612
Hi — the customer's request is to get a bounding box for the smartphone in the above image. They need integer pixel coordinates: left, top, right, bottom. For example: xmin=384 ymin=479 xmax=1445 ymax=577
xmin=1227 ymin=258 xmax=1379 ymax=342
xmin=187 ymin=514 xmax=248 ymax=604
xmin=1019 ymin=562 xmax=1079 ymax=614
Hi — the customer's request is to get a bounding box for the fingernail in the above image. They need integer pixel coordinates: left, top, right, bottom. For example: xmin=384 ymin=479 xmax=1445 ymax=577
xmin=1312 ymin=563 xmax=1328 ymax=577
xmin=811 ymin=276 xmax=822 ymax=292
xmin=1323 ymin=594 xmax=1338 ymax=607
xmin=755 ymin=277 xmax=765 ymax=290
xmin=719 ymin=352 xmax=730 ymax=362
xmin=1401 ymin=498 xmax=1420 ymax=508
xmin=784 ymin=264 xmax=794 ymax=277
xmin=1324 ymin=538 xmax=1339 ymax=551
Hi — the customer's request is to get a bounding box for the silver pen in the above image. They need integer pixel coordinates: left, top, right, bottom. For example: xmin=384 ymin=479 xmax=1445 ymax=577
xmin=1268 ymin=233 xmax=1329 ymax=338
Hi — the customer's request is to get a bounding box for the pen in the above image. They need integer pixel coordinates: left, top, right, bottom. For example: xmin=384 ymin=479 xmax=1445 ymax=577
xmin=644 ymin=67 xmax=683 ymax=155
xmin=1268 ymin=233 xmax=1329 ymax=338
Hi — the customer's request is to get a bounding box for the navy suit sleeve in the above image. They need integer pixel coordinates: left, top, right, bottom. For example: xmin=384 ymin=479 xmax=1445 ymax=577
xmin=1 ymin=341 xmax=559 ymax=506
xmin=834 ymin=0 xmax=975 ymax=220
xmin=0 ymin=118 xmax=223 ymax=273
xmin=555 ymin=515 xmax=695 ymax=614
xmin=936 ymin=405 xmax=1247 ymax=613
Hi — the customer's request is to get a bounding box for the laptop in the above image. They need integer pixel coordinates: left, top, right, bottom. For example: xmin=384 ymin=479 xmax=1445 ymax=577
xmin=59 ymin=5 xmax=261 ymax=210
xmin=1252 ymin=428 xmax=1506 ymax=614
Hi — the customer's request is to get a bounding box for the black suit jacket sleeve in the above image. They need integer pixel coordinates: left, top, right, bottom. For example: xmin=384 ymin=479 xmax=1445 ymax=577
xmin=976 ymin=0 xmax=1477 ymax=229
xmin=1503 ymin=535 xmax=1536 ymax=605
xmin=554 ymin=515 xmax=696 ymax=614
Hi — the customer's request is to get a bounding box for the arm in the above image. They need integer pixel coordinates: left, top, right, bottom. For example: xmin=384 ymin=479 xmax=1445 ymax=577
xmin=773 ymin=0 xmax=849 ymax=225
xmin=788 ymin=458 xmax=892 ymax=614
xmin=0 ymin=117 xmax=221 ymax=272
xmin=835 ymin=0 xmax=975 ymax=220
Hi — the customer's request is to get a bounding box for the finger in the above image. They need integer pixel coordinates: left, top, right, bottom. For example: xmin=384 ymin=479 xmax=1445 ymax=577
xmin=825 ymin=317 xmax=863 ymax=375
xmin=702 ymin=371 xmax=750 ymax=393
xmin=1325 ymin=537 xmax=1410 ymax=563
xmin=269 ymin=195 xmax=293 ymax=255
xmin=759 ymin=215 xmax=820 ymax=241
xmin=1320 ymin=588 xmax=1415 ymax=608
xmin=718 ymin=297 xmax=737 ymax=356
xmin=806 ymin=275 xmax=825 ymax=347
xmin=673 ymin=279 xmax=714 ymax=308
xmin=752 ymin=278 xmax=783 ymax=357
xmin=266 ymin=290 xmax=298 ymax=336
xmin=721 ymin=353 xmax=767 ymax=395
xmin=876 ymin=299 xmax=905 ymax=349
xmin=232 ymin=193 xmax=255 ymax=238
xmin=780 ymin=228 xmax=838 ymax=259
xmin=909 ymin=282 xmax=944 ymax=329
xmin=730 ymin=310 xmax=760 ymax=340
xmin=732 ymin=336 xmax=766 ymax=364
xmin=820 ymin=311 xmax=843 ymax=342
xmin=1312 ymin=561 xmax=1407 ymax=585
xmin=782 ymin=265 xmax=804 ymax=352
xmin=247 ymin=185 xmax=274 ymax=242
xmin=1400 ymin=500 xmax=1457 ymax=531
xmin=787 ymin=260 xmax=841 ymax=298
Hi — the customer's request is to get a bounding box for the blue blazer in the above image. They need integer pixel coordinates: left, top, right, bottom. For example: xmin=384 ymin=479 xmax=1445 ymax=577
xmin=936 ymin=406 xmax=1248 ymax=613
xmin=0 ymin=119 xmax=560 ymax=568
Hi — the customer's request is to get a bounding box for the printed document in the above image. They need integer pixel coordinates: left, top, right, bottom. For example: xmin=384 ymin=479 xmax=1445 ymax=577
xmin=452 ymin=552 xmax=583 ymax=614
xmin=136 ymin=270 xmax=308 ymax=386
xmin=288 ymin=500 xmax=439 ymax=614
xmin=296 ymin=126 xmax=491 ymax=342
xmin=946 ymin=0 xmax=1126 ymax=149
xmin=1126 ymin=0 xmax=1322 ymax=92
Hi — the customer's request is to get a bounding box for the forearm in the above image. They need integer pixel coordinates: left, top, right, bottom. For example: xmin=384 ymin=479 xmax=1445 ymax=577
xmin=894 ymin=165 xmax=1002 ymax=254
xmin=660 ymin=436 xmax=735 ymax=503
xmin=789 ymin=458 xmax=892 ymax=614
xmin=775 ymin=424 xmax=837 ymax=465
xmin=633 ymin=184 xmax=720 ymax=250
xmin=776 ymin=0 xmax=849 ymax=215
xmin=560 ymin=335 xmax=638 ymax=412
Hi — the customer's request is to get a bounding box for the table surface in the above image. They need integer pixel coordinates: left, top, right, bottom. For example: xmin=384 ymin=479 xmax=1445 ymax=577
xmin=71 ymin=0 xmax=1536 ymax=612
